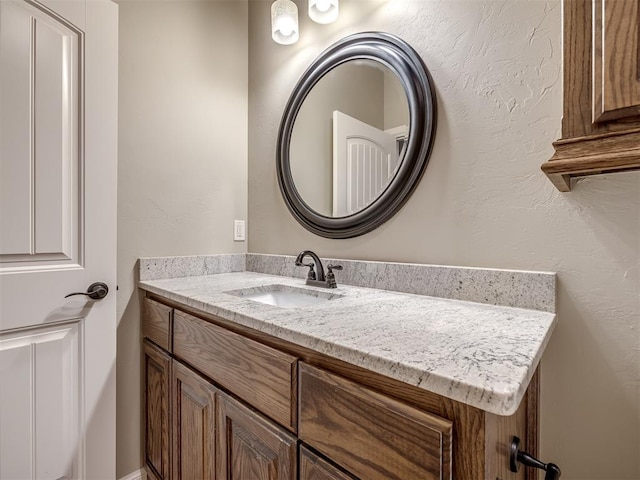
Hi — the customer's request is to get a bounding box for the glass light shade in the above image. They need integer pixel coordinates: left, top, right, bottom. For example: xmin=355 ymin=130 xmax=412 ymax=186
xmin=271 ymin=0 xmax=299 ymax=45
xmin=308 ymin=0 xmax=338 ymax=24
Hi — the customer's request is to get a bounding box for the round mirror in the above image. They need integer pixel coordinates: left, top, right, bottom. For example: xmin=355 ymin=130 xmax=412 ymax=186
xmin=277 ymin=32 xmax=437 ymax=238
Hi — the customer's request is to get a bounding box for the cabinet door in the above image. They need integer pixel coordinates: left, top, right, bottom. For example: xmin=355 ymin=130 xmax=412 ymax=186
xmin=144 ymin=340 xmax=171 ymax=480
xmin=593 ymin=0 xmax=640 ymax=123
xmin=217 ymin=393 xmax=297 ymax=480
xmin=172 ymin=360 xmax=217 ymax=480
xmin=299 ymin=363 xmax=453 ymax=480
xmin=299 ymin=446 xmax=357 ymax=480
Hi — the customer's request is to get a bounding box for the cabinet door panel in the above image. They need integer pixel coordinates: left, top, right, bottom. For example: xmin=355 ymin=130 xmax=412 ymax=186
xmin=299 ymin=446 xmax=357 ymax=480
xmin=217 ymin=393 xmax=297 ymax=480
xmin=593 ymin=0 xmax=640 ymax=122
xmin=172 ymin=360 xmax=217 ymax=480
xmin=144 ymin=340 xmax=171 ymax=480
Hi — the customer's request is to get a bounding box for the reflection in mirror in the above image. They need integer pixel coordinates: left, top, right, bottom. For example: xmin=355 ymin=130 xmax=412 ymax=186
xmin=290 ymin=60 xmax=409 ymax=217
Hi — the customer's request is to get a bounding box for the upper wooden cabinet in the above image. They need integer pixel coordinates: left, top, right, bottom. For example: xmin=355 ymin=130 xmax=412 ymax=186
xmin=542 ymin=0 xmax=640 ymax=190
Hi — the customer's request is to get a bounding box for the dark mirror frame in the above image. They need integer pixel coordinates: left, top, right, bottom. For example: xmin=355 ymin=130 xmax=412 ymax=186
xmin=277 ymin=32 xmax=437 ymax=239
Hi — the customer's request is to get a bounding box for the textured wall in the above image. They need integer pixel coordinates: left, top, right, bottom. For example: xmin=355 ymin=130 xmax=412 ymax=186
xmin=248 ymin=1 xmax=640 ymax=478
xmin=116 ymin=1 xmax=248 ymax=476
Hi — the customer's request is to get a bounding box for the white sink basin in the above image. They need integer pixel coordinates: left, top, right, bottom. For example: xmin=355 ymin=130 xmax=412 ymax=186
xmin=225 ymin=284 xmax=342 ymax=308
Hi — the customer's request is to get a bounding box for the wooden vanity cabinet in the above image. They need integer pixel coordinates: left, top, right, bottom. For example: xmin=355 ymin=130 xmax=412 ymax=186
xmin=542 ymin=0 xmax=640 ymax=190
xmin=142 ymin=292 xmax=539 ymax=480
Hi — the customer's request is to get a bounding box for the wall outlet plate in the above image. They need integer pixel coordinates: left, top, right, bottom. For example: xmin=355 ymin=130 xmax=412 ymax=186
xmin=234 ymin=220 xmax=245 ymax=241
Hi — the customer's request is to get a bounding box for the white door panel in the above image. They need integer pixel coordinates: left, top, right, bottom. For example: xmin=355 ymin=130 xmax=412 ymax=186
xmin=0 ymin=0 xmax=33 ymax=256
xmin=34 ymin=16 xmax=78 ymax=257
xmin=0 ymin=322 xmax=80 ymax=480
xmin=0 ymin=0 xmax=117 ymax=478
xmin=0 ymin=0 xmax=80 ymax=264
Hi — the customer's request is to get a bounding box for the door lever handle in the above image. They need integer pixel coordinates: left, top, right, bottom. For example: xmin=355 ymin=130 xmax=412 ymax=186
xmin=65 ymin=282 xmax=109 ymax=300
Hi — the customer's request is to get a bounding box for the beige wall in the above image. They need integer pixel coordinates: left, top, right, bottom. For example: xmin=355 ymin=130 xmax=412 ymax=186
xmin=116 ymin=1 xmax=247 ymax=476
xmin=248 ymin=1 xmax=640 ymax=478
xmin=383 ymin=68 xmax=409 ymax=131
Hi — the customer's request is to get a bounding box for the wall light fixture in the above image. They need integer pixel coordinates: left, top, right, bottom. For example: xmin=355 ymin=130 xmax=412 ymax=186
xmin=308 ymin=0 xmax=339 ymax=24
xmin=271 ymin=0 xmax=299 ymax=45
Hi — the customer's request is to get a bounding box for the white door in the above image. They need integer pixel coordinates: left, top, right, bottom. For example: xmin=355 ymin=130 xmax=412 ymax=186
xmin=0 ymin=0 xmax=117 ymax=478
xmin=332 ymin=110 xmax=399 ymax=216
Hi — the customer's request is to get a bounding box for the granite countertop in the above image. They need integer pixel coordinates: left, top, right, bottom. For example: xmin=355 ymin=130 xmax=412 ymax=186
xmin=139 ymin=268 xmax=556 ymax=416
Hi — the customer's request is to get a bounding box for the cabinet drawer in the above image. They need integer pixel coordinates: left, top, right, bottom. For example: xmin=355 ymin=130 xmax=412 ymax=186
xmin=173 ymin=310 xmax=297 ymax=430
xmin=299 ymin=363 xmax=453 ymax=480
xmin=143 ymin=298 xmax=173 ymax=351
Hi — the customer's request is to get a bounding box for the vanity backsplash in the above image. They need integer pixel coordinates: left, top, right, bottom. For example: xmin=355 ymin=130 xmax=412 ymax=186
xmin=139 ymin=253 xmax=555 ymax=313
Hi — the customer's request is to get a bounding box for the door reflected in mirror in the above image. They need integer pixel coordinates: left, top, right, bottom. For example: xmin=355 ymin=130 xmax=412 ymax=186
xmin=290 ymin=60 xmax=409 ymax=217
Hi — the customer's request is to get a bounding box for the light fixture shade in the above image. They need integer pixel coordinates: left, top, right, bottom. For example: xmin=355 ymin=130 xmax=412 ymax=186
xmin=271 ymin=0 xmax=299 ymax=45
xmin=308 ymin=0 xmax=338 ymax=24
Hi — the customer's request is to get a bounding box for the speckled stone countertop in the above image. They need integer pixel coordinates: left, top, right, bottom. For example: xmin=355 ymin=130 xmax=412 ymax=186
xmin=139 ymin=267 xmax=557 ymax=416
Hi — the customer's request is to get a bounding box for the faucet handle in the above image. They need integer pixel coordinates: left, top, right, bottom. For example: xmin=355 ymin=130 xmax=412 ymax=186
xmin=296 ymin=261 xmax=317 ymax=281
xmin=306 ymin=264 xmax=317 ymax=281
xmin=326 ymin=264 xmax=342 ymax=288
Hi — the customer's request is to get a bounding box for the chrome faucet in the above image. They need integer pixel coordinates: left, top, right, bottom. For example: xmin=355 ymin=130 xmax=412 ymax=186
xmin=295 ymin=250 xmax=342 ymax=288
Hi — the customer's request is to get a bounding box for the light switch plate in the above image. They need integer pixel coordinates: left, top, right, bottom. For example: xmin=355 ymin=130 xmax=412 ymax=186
xmin=234 ymin=220 xmax=245 ymax=241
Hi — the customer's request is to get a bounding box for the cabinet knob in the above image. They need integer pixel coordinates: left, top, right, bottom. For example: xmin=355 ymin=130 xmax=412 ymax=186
xmin=509 ymin=436 xmax=561 ymax=480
